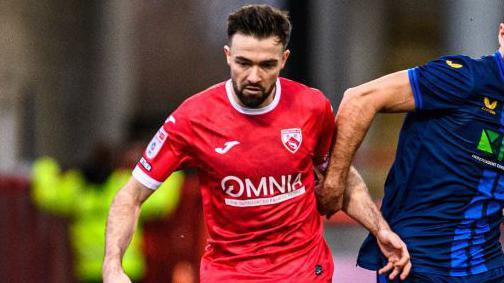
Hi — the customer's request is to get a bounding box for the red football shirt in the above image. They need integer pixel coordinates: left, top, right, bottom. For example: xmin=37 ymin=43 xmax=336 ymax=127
xmin=133 ymin=78 xmax=335 ymax=282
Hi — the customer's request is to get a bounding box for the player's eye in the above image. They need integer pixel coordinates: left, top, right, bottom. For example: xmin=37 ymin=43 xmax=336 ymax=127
xmin=236 ymin=60 xmax=250 ymax=67
xmin=260 ymin=62 xmax=277 ymax=70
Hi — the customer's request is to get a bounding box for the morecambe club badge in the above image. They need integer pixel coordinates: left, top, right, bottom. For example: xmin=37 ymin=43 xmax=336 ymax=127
xmin=281 ymin=128 xmax=302 ymax=153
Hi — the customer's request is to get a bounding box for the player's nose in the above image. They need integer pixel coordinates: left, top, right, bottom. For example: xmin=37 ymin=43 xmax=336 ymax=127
xmin=246 ymin=67 xmax=261 ymax=84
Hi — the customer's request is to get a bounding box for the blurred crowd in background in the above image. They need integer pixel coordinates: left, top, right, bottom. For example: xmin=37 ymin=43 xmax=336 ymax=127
xmin=0 ymin=0 xmax=503 ymax=282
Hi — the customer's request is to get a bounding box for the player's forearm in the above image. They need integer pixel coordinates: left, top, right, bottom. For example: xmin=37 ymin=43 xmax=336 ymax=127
xmin=330 ymin=87 xmax=376 ymax=181
xmin=342 ymin=167 xmax=390 ymax=235
xmin=103 ymin=184 xmax=143 ymax=272
xmin=319 ymin=71 xmax=414 ymax=216
xmin=320 ymin=88 xmax=377 ymax=210
xmin=324 ymin=71 xmax=413 ymax=197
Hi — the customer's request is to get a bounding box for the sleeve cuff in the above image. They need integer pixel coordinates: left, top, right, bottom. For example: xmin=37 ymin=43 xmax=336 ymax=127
xmin=132 ymin=166 xmax=162 ymax=190
xmin=408 ymin=67 xmax=423 ymax=110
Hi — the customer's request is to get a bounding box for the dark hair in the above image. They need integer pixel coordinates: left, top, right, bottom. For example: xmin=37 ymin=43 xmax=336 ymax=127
xmin=227 ymin=5 xmax=292 ymax=49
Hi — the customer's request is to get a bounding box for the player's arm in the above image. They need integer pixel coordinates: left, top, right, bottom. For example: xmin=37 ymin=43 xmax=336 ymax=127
xmin=342 ymin=167 xmax=388 ymax=236
xmin=343 ymin=167 xmax=411 ymax=280
xmin=320 ymin=70 xmax=414 ymax=215
xmin=103 ymin=177 xmax=154 ymax=283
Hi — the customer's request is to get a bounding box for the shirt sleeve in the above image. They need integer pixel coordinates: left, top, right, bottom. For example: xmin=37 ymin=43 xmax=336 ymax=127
xmin=133 ymin=105 xmax=194 ymax=190
xmin=408 ymin=55 xmax=476 ymax=111
xmin=312 ymin=97 xmax=335 ymax=174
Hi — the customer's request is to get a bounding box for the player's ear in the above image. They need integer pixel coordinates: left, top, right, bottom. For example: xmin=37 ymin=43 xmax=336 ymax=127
xmin=224 ymin=45 xmax=232 ymax=65
xmin=280 ymin=49 xmax=290 ymax=69
xmin=499 ymin=23 xmax=504 ymax=45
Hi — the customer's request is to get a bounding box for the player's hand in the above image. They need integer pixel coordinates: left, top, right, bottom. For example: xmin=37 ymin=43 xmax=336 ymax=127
xmin=376 ymin=229 xmax=411 ymax=280
xmin=103 ymin=265 xmax=132 ymax=283
xmin=315 ymin=175 xmax=344 ymax=217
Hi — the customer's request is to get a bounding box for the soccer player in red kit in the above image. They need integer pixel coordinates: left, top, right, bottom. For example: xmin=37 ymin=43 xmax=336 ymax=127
xmin=103 ymin=5 xmax=410 ymax=283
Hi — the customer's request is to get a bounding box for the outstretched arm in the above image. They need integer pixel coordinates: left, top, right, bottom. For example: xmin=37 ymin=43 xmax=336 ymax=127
xmin=343 ymin=167 xmax=411 ymax=280
xmin=103 ymin=178 xmax=154 ymax=283
xmin=319 ymin=70 xmax=415 ymax=215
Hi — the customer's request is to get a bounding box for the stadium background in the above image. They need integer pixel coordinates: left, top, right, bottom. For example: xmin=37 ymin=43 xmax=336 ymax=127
xmin=0 ymin=0 xmax=503 ymax=282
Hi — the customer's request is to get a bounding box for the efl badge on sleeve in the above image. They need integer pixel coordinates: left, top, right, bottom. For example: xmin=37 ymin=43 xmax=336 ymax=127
xmin=281 ymin=128 xmax=302 ymax=153
xmin=146 ymin=127 xmax=168 ymax=159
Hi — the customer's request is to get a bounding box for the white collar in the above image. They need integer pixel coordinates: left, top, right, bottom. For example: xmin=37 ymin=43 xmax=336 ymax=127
xmin=225 ymin=78 xmax=281 ymax=115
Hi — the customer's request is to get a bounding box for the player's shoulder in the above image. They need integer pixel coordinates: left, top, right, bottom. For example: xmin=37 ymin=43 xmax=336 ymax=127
xmin=472 ymin=53 xmax=501 ymax=76
xmin=424 ymin=54 xmax=491 ymax=77
xmin=280 ymin=77 xmax=330 ymax=107
xmin=422 ymin=54 xmax=473 ymax=71
xmin=176 ymin=81 xmax=227 ymax=114
xmin=412 ymin=54 xmax=479 ymax=88
xmin=430 ymin=54 xmax=499 ymax=84
xmin=280 ymin=77 xmax=325 ymax=96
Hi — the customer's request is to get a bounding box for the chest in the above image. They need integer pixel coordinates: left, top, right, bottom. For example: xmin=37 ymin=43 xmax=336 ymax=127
xmin=414 ymin=84 xmax=504 ymax=165
xmin=188 ymin=110 xmax=320 ymax=178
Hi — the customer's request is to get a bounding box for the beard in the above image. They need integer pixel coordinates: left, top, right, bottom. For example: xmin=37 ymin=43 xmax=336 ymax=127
xmin=232 ymin=80 xmax=275 ymax=108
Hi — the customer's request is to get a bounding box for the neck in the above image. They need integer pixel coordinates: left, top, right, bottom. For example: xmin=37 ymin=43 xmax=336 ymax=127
xmin=499 ymin=47 xmax=504 ymax=58
xmin=256 ymin=86 xmax=276 ymax=108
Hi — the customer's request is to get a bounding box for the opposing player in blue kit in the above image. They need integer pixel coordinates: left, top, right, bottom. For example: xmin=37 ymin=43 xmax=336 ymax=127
xmin=317 ymin=23 xmax=504 ymax=282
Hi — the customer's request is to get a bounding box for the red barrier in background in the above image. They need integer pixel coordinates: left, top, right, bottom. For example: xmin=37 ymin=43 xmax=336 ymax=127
xmin=0 ymin=174 xmax=205 ymax=283
xmin=0 ymin=176 xmax=75 ymax=283
xmin=143 ymin=173 xmax=206 ymax=283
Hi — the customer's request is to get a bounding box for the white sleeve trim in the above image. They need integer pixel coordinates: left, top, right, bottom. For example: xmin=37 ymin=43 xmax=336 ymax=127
xmin=132 ymin=166 xmax=162 ymax=190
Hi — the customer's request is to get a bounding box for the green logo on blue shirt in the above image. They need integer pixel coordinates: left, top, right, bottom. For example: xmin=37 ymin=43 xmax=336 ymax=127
xmin=477 ymin=129 xmax=504 ymax=160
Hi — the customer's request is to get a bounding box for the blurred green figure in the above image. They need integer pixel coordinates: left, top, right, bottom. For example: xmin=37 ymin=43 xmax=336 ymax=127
xmin=31 ymin=152 xmax=184 ymax=283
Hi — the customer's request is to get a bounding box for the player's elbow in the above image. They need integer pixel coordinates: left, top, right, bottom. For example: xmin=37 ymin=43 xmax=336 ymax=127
xmin=343 ymin=87 xmax=373 ymax=106
xmin=111 ymin=184 xmax=143 ymax=210
xmin=339 ymin=87 xmax=376 ymax=117
xmin=110 ymin=189 xmax=132 ymax=211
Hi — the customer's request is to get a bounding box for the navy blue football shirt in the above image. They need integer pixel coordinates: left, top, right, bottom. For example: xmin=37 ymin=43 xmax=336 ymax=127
xmin=357 ymin=52 xmax=504 ymax=276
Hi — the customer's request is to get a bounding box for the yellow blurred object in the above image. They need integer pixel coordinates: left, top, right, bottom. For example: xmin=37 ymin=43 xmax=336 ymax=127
xmin=31 ymin=156 xmax=184 ymax=281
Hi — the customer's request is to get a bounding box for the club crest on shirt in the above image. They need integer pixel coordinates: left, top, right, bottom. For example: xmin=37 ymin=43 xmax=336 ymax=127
xmin=281 ymin=128 xmax=302 ymax=153
xmin=146 ymin=127 xmax=168 ymax=159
